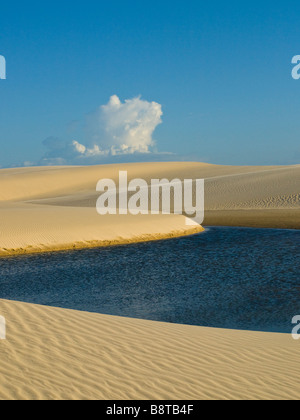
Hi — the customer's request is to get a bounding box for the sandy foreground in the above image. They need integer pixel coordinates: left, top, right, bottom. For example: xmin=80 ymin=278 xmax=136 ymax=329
xmin=0 ymin=299 xmax=300 ymax=400
xmin=0 ymin=162 xmax=299 ymax=400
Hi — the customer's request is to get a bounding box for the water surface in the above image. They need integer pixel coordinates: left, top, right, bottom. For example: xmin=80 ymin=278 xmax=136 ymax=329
xmin=0 ymin=227 xmax=299 ymax=333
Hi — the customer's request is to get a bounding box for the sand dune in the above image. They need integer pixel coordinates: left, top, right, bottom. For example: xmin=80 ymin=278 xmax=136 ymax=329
xmin=0 ymin=162 xmax=299 ymax=400
xmin=0 ymin=162 xmax=299 ymax=254
xmin=0 ymin=299 xmax=299 ymax=400
xmin=0 ymin=163 xmax=208 ymax=256
xmin=0 ymin=203 xmax=202 ymax=256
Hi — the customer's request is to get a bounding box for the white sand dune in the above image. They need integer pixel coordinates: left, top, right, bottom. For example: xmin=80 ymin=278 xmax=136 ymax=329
xmin=0 ymin=162 xmax=299 ymax=255
xmin=0 ymin=162 xmax=299 ymax=400
xmin=0 ymin=203 xmax=202 ymax=256
xmin=0 ymin=163 xmax=208 ymax=256
xmin=0 ymin=299 xmax=299 ymax=400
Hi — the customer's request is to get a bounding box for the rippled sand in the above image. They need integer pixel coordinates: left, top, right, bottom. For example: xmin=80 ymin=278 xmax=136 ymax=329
xmin=0 ymin=299 xmax=299 ymax=400
xmin=0 ymin=162 xmax=299 ymax=400
xmin=0 ymin=162 xmax=299 ymax=257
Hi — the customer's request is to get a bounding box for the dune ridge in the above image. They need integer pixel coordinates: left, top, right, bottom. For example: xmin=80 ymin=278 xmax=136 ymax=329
xmin=0 ymin=299 xmax=299 ymax=400
xmin=0 ymin=162 xmax=299 ymax=400
xmin=0 ymin=162 xmax=299 ymax=255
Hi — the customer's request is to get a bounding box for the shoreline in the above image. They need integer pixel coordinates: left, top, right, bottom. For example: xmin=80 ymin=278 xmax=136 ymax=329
xmin=0 ymin=225 xmax=204 ymax=257
xmin=0 ymin=162 xmax=299 ymax=256
xmin=0 ymin=163 xmax=299 ymax=399
xmin=204 ymin=209 xmax=300 ymax=230
xmin=1 ymin=219 xmax=299 ymax=258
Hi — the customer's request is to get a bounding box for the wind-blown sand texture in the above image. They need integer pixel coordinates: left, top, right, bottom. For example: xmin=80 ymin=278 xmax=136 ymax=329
xmin=0 ymin=299 xmax=299 ymax=400
xmin=0 ymin=163 xmax=209 ymax=256
xmin=0 ymin=162 xmax=299 ymax=256
xmin=0 ymin=162 xmax=299 ymax=400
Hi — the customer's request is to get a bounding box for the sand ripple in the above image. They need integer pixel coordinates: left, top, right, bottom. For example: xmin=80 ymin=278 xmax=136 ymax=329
xmin=0 ymin=299 xmax=299 ymax=400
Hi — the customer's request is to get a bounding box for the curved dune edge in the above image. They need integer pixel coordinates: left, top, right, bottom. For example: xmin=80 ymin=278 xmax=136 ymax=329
xmin=0 ymin=202 xmax=204 ymax=257
xmin=0 ymin=163 xmax=299 ymax=400
xmin=0 ymin=162 xmax=299 ymax=257
xmin=0 ymin=225 xmax=204 ymax=257
xmin=0 ymin=299 xmax=299 ymax=400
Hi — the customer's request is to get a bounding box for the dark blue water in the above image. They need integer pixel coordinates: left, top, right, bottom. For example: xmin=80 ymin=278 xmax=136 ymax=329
xmin=0 ymin=227 xmax=299 ymax=333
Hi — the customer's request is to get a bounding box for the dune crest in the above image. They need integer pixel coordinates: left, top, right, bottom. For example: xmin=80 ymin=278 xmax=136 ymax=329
xmin=0 ymin=162 xmax=299 ymax=255
xmin=0 ymin=163 xmax=299 ymax=400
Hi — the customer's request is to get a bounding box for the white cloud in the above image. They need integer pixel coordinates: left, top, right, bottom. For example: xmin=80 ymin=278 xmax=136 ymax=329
xmin=39 ymin=95 xmax=163 ymax=165
xmin=72 ymin=141 xmax=109 ymax=158
xmin=94 ymin=94 xmax=163 ymax=154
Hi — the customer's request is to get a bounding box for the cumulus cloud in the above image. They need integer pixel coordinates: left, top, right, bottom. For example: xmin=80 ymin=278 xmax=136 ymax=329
xmin=90 ymin=94 xmax=163 ymax=154
xmin=38 ymin=95 xmax=163 ymax=166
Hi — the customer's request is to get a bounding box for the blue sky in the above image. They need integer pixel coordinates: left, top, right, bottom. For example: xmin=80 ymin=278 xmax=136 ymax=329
xmin=0 ymin=0 xmax=300 ymax=167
